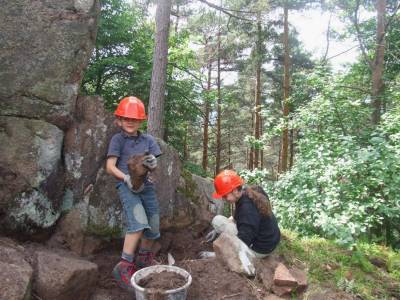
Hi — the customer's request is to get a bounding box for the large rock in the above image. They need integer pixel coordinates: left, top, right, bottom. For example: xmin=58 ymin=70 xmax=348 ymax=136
xmin=0 ymin=0 xmax=99 ymax=129
xmin=0 ymin=238 xmax=33 ymax=300
xmin=171 ymin=170 xmax=224 ymax=229
xmin=0 ymin=117 xmax=64 ymax=234
xmin=63 ymin=95 xmax=116 ymax=207
xmin=0 ymin=0 xmax=99 ymax=237
xmin=213 ymin=232 xmax=257 ymax=276
xmin=34 ymin=250 xmax=98 ymax=300
xmin=154 ymin=138 xmax=182 ymax=227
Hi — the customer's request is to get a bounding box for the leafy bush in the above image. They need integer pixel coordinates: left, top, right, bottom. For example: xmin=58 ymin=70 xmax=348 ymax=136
xmin=267 ymin=69 xmax=400 ymax=247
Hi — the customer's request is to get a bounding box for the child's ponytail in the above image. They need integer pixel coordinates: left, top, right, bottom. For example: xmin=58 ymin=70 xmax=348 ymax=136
xmin=244 ymin=185 xmax=272 ymax=217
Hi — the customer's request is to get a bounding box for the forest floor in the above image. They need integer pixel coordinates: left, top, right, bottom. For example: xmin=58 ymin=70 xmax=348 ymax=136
xmin=88 ymin=226 xmax=400 ymax=300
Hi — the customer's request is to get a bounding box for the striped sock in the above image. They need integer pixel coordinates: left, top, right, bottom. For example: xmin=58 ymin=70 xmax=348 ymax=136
xmin=121 ymin=252 xmax=134 ymax=263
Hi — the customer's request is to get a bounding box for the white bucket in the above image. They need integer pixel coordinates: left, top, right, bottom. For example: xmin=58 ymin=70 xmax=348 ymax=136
xmin=131 ymin=265 xmax=192 ymax=300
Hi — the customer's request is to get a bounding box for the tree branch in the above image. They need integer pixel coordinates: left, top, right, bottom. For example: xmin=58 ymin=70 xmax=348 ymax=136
xmin=351 ymin=0 xmax=373 ymax=68
xmin=197 ymin=0 xmax=253 ymax=22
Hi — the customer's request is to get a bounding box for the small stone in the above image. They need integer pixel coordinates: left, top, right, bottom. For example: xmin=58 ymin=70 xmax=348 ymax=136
xmin=273 ymin=263 xmax=297 ymax=287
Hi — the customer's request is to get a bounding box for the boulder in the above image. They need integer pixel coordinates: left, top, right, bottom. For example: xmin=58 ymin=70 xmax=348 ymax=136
xmin=213 ymin=232 xmax=257 ymax=276
xmin=0 ymin=0 xmax=99 ymax=129
xmin=0 ymin=0 xmax=99 ymax=237
xmin=172 ymin=170 xmax=224 ymax=229
xmin=153 ymin=138 xmax=182 ymax=228
xmin=34 ymin=250 xmax=98 ymax=300
xmin=0 ymin=117 xmax=64 ymax=235
xmin=63 ymin=95 xmax=116 ymax=207
xmin=0 ymin=239 xmax=33 ymax=300
xmin=50 ymin=208 xmax=104 ymax=255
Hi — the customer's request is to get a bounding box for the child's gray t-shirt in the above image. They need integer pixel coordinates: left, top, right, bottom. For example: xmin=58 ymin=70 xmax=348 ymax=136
xmin=107 ymin=131 xmax=162 ymax=175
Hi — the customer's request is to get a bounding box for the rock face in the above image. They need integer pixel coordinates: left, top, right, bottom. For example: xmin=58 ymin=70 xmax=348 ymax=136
xmin=34 ymin=250 xmax=98 ymax=300
xmin=63 ymin=95 xmax=117 ymax=207
xmin=0 ymin=0 xmax=99 ymax=236
xmin=0 ymin=117 xmax=65 ymax=234
xmin=0 ymin=0 xmax=98 ymax=129
xmin=0 ymin=239 xmax=33 ymax=300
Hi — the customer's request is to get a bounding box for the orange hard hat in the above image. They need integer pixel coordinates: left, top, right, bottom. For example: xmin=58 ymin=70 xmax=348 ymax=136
xmin=114 ymin=96 xmax=147 ymax=119
xmin=212 ymin=170 xmax=244 ymax=199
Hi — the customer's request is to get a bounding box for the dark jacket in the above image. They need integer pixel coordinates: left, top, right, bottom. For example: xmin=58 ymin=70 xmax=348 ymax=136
xmin=234 ymin=193 xmax=280 ymax=254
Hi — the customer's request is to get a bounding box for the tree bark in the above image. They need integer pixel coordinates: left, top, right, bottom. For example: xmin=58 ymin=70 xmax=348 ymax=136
xmin=202 ymin=44 xmax=212 ymax=172
xmin=147 ymin=0 xmax=172 ymax=138
xmin=371 ymin=0 xmax=386 ymax=124
xmin=215 ymin=27 xmax=222 ymax=175
xmin=280 ymin=4 xmax=290 ymax=173
xmin=254 ymin=15 xmax=262 ymax=169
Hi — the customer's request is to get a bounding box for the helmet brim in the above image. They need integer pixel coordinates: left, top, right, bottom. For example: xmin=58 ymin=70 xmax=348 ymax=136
xmin=212 ymin=191 xmax=224 ymax=199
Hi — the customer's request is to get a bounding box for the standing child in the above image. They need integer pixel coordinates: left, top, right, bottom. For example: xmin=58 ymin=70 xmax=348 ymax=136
xmin=206 ymin=170 xmax=280 ymax=276
xmin=106 ymin=96 xmax=162 ymax=290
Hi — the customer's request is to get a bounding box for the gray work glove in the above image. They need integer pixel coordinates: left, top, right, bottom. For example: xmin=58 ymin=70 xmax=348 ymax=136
xmin=143 ymin=154 xmax=157 ymax=170
xmin=123 ymin=174 xmax=133 ymax=190
xmin=205 ymin=229 xmax=219 ymax=243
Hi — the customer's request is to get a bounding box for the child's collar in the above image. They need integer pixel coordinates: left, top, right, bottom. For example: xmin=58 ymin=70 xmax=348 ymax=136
xmin=121 ymin=130 xmax=142 ymax=138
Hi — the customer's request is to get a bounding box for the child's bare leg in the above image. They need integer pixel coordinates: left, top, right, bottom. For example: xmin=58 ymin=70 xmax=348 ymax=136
xmin=123 ymin=231 xmax=143 ymax=255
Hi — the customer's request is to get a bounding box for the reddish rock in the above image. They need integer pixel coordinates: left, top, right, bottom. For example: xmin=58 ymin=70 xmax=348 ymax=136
xmin=271 ymin=284 xmax=295 ymax=297
xmin=257 ymin=255 xmax=281 ymax=291
xmin=0 ymin=241 xmax=33 ymax=300
xmin=273 ymin=263 xmax=297 ymax=287
xmin=35 ymin=250 xmax=98 ymax=300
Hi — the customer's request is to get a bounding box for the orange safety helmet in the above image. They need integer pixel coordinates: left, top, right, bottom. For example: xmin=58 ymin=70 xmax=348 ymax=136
xmin=114 ymin=96 xmax=147 ymax=120
xmin=212 ymin=170 xmax=244 ymax=199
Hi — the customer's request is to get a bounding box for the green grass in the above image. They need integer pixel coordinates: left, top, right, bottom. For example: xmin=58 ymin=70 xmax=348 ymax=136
xmin=275 ymin=229 xmax=400 ymax=300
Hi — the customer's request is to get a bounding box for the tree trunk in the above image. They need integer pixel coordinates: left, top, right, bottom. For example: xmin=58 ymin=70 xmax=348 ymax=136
xmin=254 ymin=15 xmax=262 ymax=169
xmin=202 ymin=44 xmax=212 ymax=172
xmin=260 ymin=118 xmax=264 ymax=169
xmin=215 ymin=28 xmax=222 ymax=175
xmin=280 ymin=4 xmax=290 ymax=173
xmin=249 ymin=112 xmax=254 ymax=170
xmin=371 ymin=0 xmax=386 ymax=124
xmin=289 ymin=128 xmax=294 ymax=169
xmin=183 ymin=123 xmax=189 ymax=161
xmin=147 ymin=0 xmax=172 ymax=138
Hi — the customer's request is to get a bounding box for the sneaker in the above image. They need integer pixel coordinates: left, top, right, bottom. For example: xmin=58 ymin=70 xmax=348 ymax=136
xmin=136 ymin=250 xmax=158 ymax=269
xmin=112 ymin=260 xmax=137 ymax=290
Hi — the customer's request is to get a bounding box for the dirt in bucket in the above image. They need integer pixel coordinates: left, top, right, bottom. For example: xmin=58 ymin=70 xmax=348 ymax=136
xmin=138 ymin=270 xmax=187 ymax=290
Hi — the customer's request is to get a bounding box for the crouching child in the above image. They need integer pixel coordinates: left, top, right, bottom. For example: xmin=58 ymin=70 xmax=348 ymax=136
xmin=205 ymin=170 xmax=280 ymax=276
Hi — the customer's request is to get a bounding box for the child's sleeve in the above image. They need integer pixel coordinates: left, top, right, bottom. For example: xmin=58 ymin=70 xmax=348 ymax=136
xmin=107 ymin=134 xmax=122 ymax=158
xmin=149 ymin=136 xmax=162 ymax=157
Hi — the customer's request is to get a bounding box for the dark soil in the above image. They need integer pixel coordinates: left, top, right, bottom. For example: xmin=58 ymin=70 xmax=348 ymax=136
xmin=138 ymin=270 xmax=187 ymax=290
xmin=178 ymin=258 xmax=258 ymax=300
xmin=87 ymin=223 xmax=267 ymax=299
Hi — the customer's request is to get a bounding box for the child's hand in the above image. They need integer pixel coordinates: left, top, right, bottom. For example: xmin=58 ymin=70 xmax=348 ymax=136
xmin=143 ymin=154 xmax=157 ymax=169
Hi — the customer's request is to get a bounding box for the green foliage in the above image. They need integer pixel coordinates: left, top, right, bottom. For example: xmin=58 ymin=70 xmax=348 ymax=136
xmin=276 ymin=229 xmax=400 ymax=300
xmin=81 ymin=0 xmax=154 ymax=108
xmin=268 ymin=68 xmax=400 ymax=247
xmin=183 ymin=161 xmax=211 ymax=178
